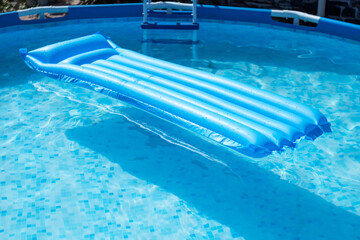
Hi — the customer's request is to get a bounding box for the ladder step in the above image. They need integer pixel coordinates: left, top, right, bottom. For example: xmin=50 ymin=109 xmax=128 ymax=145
xmin=141 ymin=22 xmax=199 ymax=30
xmin=146 ymin=1 xmax=193 ymax=11
xmin=141 ymin=38 xmax=199 ymax=44
xmin=143 ymin=0 xmax=198 ymax=28
xmin=149 ymin=9 xmax=193 ymax=16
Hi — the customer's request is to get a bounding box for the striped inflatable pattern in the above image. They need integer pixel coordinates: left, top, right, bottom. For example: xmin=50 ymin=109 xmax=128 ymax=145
xmin=20 ymin=33 xmax=331 ymax=157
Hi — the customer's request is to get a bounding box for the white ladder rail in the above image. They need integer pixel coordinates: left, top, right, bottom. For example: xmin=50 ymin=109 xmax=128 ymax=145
xmin=192 ymin=0 xmax=197 ymax=23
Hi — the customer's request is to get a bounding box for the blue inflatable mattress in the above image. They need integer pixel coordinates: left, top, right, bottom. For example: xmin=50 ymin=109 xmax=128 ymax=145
xmin=20 ymin=33 xmax=331 ymax=158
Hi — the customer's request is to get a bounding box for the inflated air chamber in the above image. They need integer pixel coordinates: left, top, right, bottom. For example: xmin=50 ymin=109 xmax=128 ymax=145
xmin=20 ymin=33 xmax=331 ymax=157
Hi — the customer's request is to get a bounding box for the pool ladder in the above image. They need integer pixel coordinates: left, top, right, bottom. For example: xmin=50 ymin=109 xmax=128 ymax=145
xmin=141 ymin=29 xmax=198 ymax=61
xmin=141 ymin=0 xmax=199 ymax=29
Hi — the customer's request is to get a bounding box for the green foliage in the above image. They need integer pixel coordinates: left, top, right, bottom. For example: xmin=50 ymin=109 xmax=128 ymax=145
xmin=79 ymin=0 xmax=96 ymax=5
xmin=0 ymin=0 xmax=27 ymax=13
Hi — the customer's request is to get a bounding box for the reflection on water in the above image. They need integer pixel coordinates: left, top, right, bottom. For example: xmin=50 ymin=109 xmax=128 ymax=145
xmin=0 ymin=19 xmax=360 ymax=239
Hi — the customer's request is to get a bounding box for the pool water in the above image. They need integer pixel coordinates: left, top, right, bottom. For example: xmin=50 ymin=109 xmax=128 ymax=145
xmin=1 ymin=18 xmax=360 ymax=239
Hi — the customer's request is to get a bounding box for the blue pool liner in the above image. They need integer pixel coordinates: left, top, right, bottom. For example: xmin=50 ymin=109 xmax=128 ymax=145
xmin=20 ymin=33 xmax=331 ymax=158
xmin=1 ymin=4 xmax=360 ymax=42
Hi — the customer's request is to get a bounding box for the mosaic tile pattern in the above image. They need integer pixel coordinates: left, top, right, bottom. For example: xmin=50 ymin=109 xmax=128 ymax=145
xmin=0 ymin=19 xmax=360 ymax=239
xmin=0 ymin=81 xmax=242 ymax=239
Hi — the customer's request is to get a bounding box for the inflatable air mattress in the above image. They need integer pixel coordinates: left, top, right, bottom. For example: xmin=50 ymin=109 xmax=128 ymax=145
xmin=20 ymin=33 xmax=331 ymax=158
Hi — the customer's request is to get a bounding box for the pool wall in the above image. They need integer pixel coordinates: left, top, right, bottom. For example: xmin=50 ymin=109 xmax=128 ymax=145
xmin=0 ymin=4 xmax=359 ymax=42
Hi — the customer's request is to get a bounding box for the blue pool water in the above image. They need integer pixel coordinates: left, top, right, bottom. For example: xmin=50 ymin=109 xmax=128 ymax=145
xmin=1 ymin=18 xmax=360 ymax=239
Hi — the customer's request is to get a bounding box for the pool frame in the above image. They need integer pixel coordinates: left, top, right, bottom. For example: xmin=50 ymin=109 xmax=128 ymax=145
xmin=0 ymin=3 xmax=359 ymax=42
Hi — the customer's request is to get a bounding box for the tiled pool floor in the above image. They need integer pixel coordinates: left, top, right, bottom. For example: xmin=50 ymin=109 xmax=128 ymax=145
xmin=1 ymin=78 xmax=360 ymax=239
xmin=1 ymin=19 xmax=360 ymax=239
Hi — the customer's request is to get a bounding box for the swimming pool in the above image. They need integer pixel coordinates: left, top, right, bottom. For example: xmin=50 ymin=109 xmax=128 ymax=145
xmin=1 ymin=8 xmax=360 ymax=240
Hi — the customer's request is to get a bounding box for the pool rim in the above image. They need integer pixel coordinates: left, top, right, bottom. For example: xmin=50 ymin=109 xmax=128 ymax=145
xmin=0 ymin=3 xmax=359 ymax=42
